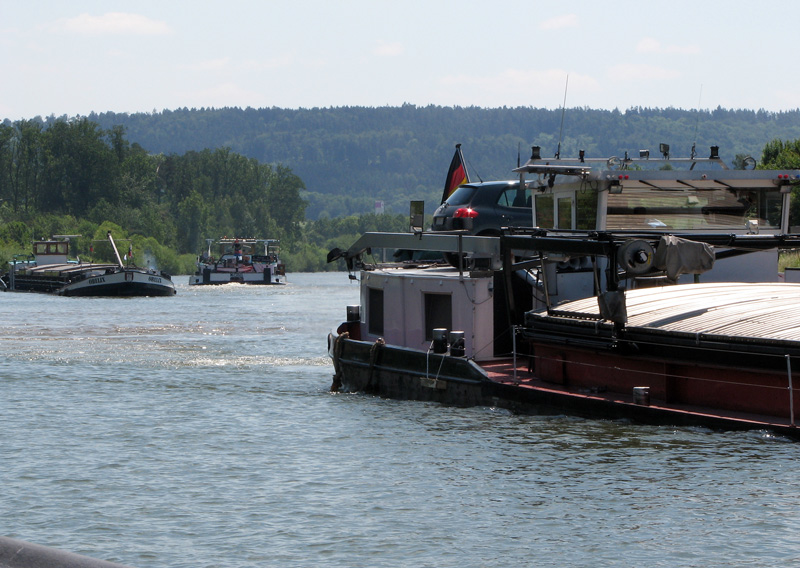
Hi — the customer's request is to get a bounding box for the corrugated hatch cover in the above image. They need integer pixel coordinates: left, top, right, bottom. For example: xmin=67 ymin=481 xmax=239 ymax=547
xmin=534 ymin=282 xmax=800 ymax=343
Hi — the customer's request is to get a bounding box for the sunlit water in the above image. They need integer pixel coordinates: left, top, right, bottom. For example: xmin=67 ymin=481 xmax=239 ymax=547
xmin=3 ymin=273 xmax=800 ymax=568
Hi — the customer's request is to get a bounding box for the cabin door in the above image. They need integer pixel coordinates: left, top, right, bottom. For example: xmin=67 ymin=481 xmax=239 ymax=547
xmin=555 ymin=191 xmax=575 ymax=230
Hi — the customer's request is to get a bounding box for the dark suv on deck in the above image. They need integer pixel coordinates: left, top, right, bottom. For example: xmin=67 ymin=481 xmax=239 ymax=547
xmin=431 ymin=181 xmax=533 ymax=235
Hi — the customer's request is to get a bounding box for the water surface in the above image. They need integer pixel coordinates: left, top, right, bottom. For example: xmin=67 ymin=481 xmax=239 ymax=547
xmin=2 ymin=273 xmax=799 ymax=567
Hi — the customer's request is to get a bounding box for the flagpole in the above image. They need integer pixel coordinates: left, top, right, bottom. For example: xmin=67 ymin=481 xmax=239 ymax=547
xmin=458 ymin=144 xmax=470 ymax=184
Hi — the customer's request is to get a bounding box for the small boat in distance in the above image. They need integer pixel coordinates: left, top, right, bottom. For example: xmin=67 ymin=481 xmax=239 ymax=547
xmin=1 ymin=232 xmax=176 ymax=297
xmin=189 ymin=238 xmax=285 ymax=285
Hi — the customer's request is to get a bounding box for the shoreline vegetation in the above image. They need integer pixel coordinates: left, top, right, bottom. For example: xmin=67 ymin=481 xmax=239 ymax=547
xmin=0 ymin=115 xmax=411 ymax=273
xmin=2 ymin=109 xmax=800 ymax=273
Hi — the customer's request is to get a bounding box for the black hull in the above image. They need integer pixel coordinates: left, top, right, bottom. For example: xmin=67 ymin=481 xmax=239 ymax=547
xmin=61 ymin=281 xmax=176 ymax=297
xmin=329 ymin=335 xmax=800 ymax=441
xmin=2 ymin=275 xmax=176 ymax=297
xmin=330 ymin=334 xmax=492 ymax=406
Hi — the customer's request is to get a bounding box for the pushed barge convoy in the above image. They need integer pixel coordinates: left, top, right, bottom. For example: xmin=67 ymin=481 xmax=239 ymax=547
xmin=190 ymin=238 xmax=285 ymax=285
xmin=328 ymin=146 xmax=800 ymax=439
xmin=1 ymin=232 xmax=176 ymax=297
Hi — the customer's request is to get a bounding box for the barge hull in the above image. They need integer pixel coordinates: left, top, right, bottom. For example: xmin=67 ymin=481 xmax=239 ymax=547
xmin=330 ymin=335 xmax=800 ymax=440
xmin=190 ymin=272 xmax=283 ymax=285
xmin=61 ymin=281 xmax=175 ymax=297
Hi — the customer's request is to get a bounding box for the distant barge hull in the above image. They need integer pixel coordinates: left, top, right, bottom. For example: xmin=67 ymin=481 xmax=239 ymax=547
xmin=61 ymin=272 xmax=176 ymax=297
xmin=8 ymin=266 xmax=176 ymax=296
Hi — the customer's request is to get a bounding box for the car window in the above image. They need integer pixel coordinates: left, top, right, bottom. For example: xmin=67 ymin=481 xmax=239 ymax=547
xmin=497 ymin=187 xmax=531 ymax=208
xmin=445 ymin=185 xmax=478 ymax=206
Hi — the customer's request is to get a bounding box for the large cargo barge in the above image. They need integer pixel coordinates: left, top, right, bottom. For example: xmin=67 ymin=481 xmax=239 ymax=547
xmin=327 ymin=147 xmax=800 ymax=439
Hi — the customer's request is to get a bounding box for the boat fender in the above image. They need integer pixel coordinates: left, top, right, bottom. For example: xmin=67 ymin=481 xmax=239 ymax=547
xmin=336 ymin=320 xmax=361 ymax=340
xmin=330 ymin=332 xmax=349 ymax=392
xmin=364 ymin=337 xmax=386 ymax=392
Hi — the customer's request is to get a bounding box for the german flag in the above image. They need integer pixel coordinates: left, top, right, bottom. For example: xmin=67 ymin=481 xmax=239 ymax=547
xmin=441 ymin=144 xmax=470 ymax=203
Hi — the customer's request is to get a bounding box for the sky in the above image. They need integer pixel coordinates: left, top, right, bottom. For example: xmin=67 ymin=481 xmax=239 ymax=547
xmin=1 ymin=0 xmax=799 ymax=121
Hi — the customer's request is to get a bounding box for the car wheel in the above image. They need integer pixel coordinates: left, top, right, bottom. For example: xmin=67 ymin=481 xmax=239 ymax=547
xmin=444 ymin=252 xmax=464 ymax=268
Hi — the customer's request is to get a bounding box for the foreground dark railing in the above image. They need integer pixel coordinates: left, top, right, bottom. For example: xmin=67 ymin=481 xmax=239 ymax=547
xmin=0 ymin=536 xmax=134 ymax=568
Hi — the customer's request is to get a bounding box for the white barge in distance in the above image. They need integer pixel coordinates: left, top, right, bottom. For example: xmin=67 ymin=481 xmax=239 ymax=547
xmin=190 ymin=238 xmax=285 ymax=285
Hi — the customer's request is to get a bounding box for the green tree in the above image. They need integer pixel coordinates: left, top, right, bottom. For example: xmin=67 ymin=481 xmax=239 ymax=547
xmin=12 ymin=120 xmax=44 ymax=212
xmin=41 ymin=118 xmax=117 ymax=215
xmin=177 ymin=190 xmax=212 ymax=253
xmin=269 ymin=164 xmax=306 ymax=238
xmin=760 ymin=139 xmax=800 ymax=169
xmin=760 ymin=139 xmax=800 ymax=228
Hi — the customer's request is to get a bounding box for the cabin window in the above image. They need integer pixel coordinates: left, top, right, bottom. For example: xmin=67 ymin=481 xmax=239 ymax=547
xmin=577 ymin=190 xmax=598 ymax=229
xmin=368 ymin=287 xmax=384 ymax=335
xmin=535 ymin=194 xmax=554 ymax=228
xmin=424 ymin=293 xmax=452 ymax=341
xmin=606 ymin=185 xmax=783 ymax=231
xmin=35 ymin=242 xmax=68 ymax=255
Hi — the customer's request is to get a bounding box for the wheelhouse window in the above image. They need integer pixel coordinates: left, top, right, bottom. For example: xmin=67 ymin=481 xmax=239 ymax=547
xmin=535 ymin=194 xmax=554 ymax=228
xmin=606 ymin=184 xmax=784 ymax=231
xmin=424 ymin=293 xmax=452 ymax=341
xmin=577 ymin=190 xmax=598 ymax=229
xmin=35 ymin=242 xmax=68 ymax=255
xmin=368 ymin=287 xmax=384 ymax=335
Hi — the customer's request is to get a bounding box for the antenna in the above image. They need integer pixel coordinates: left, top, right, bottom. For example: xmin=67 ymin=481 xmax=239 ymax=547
xmin=463 ymin=151 xmax=483 ymax=183
xmin=691 ymin=84 xmax=703 ymax=159
xmin=555 ymin=74 xmax=569 ymax=159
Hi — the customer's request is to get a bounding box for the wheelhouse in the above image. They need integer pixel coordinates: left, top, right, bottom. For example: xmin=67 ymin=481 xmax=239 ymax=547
xmin=515 ymin=146 xmax=796 ymax=235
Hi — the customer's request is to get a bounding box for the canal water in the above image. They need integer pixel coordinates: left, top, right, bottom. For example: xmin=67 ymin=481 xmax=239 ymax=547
xmin=2 ymin=272 xmax=799 ymax=567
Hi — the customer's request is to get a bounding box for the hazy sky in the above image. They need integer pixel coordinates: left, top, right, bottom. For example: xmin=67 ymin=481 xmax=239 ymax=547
xmin=2 ymin=0 xmax=798 ymax=120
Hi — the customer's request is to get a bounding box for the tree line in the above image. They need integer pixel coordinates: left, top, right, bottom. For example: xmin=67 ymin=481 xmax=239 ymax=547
xmin=0 ymin=117 xmax=368 ymax=273
xmin=75 ymin=104 xmax=800 ymax=218
xmin=3 ymin=108 xmax=800 ymax=274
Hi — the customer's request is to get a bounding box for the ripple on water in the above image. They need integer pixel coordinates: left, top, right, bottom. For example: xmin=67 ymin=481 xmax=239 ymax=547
xmin=3 ymin=275 xmax=800 ymax=568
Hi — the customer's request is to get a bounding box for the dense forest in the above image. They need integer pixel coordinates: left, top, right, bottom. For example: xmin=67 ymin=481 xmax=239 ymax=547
xmin=2 ymin=105 xmax=800 ymax=274
xmin=78 ymin=105 xmax=800 ymax=218
xmin=0 ymin=117 xmax=409 ymax=273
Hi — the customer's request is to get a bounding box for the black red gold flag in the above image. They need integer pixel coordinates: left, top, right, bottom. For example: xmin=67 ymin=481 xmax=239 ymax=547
xmin=441 ymin=144 xmax=470 ymax=203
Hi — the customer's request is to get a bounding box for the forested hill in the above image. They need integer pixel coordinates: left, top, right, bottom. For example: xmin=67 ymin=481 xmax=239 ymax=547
xmin=81 ymin=105 xmax=800 ymax=218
